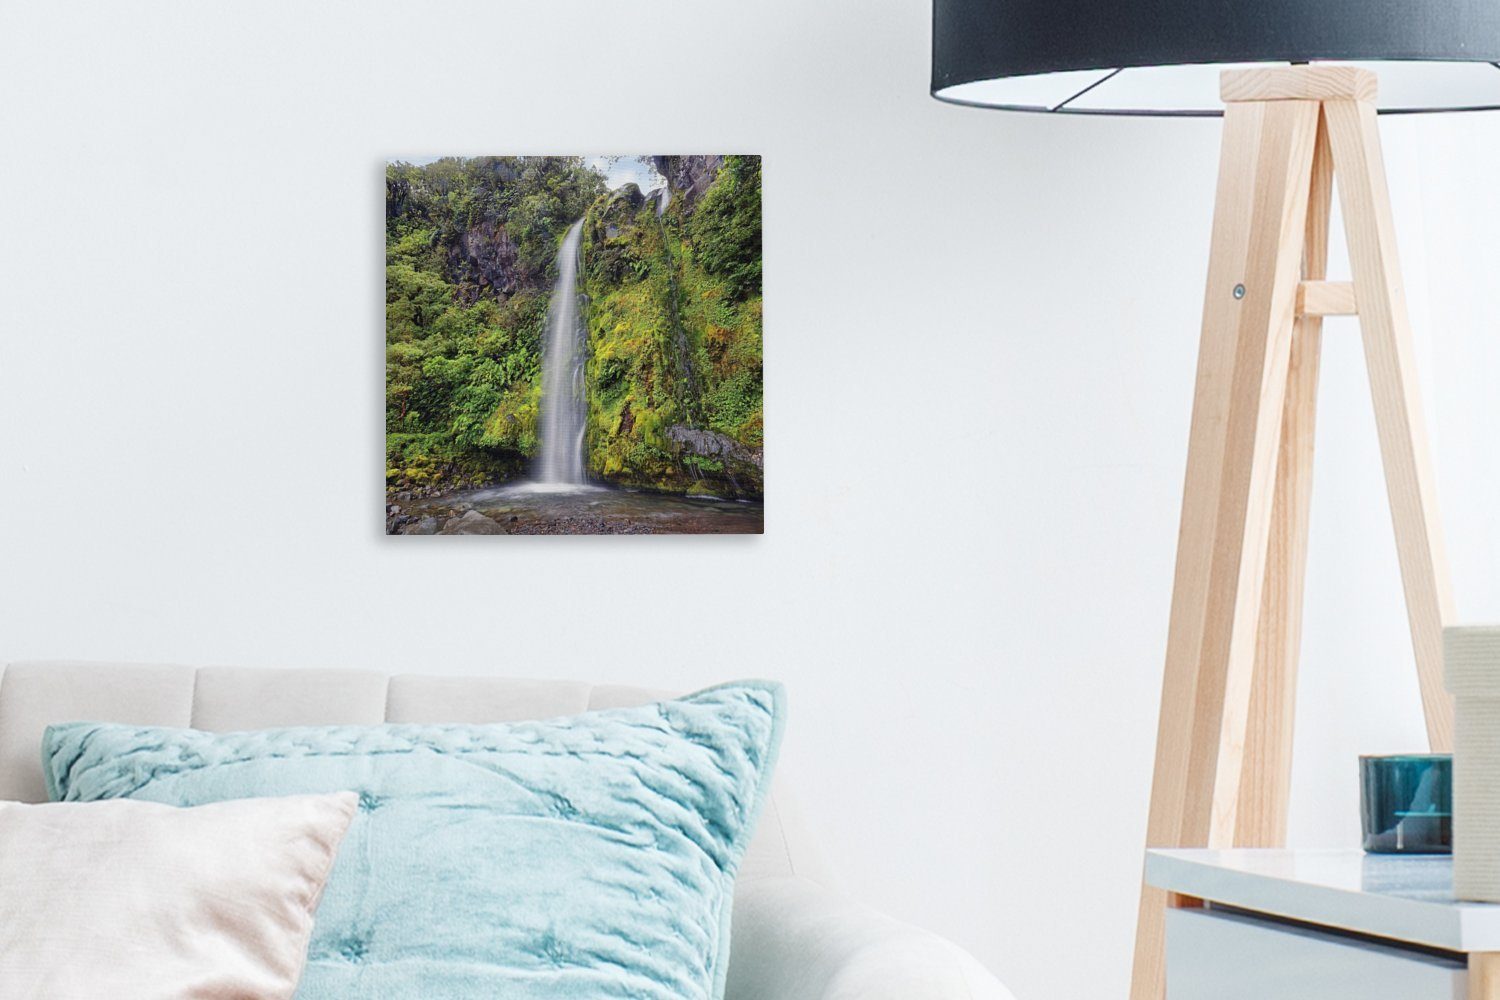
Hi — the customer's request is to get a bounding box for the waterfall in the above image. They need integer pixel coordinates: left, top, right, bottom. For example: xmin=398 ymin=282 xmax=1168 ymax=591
xmin=535 ymin=219 xmax=587 ymax=485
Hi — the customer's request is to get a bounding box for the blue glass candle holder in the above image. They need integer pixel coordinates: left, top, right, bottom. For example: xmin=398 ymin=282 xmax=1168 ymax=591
xmin=1359 ymin=754 xmax=1452 ymax=854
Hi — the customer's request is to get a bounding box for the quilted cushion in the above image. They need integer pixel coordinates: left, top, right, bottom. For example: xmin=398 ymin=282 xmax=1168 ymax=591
xmin=43 ymin=681 xmax=784 ymax=1000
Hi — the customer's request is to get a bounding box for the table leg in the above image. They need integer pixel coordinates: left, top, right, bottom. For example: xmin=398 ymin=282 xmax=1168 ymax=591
xmin=1470 ymin=953 xmax=1500 ymax=1000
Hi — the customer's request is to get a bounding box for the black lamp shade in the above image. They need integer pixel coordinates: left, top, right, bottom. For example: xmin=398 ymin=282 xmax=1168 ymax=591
xmin=932 ymin=0 xmax=1500 ymax=115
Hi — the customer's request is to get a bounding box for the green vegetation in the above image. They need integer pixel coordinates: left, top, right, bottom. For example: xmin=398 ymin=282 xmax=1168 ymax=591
xmin=385 ymin=155 xmax=763 ymax=499
xmin=580 ymin=155 xmax=763 ymax=497
xmin=385 ymin=157 xmax=601 ymax=488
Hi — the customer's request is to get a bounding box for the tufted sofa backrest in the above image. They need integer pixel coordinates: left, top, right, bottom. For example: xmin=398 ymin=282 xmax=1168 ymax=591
xmin=0 ymin=661 xmax=806 ymax=884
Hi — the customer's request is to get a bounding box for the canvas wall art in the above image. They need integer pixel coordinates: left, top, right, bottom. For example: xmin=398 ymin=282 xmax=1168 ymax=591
xmin=385 ymin=155 xmax=763 ymax=535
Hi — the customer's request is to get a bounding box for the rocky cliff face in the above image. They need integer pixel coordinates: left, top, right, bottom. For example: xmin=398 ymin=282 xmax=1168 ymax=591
xmin=448 ymin=220 xmax=523 ymax=304
xmin=651 ymin=156 xmax=725 ymax=209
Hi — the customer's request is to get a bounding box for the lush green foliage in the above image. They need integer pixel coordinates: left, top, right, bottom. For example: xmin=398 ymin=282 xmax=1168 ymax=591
xmin=385 ymin=156 xmax=763 ymax=499
xmin=687 ymin=156 xmax=763 ymax=302
xmin=386 ymin=157 xmax=603 ymax=296
xmin=580 ymin=156 xmax=764 ymax=497
xmin=385 ymin=158 xmax=602 ymax=489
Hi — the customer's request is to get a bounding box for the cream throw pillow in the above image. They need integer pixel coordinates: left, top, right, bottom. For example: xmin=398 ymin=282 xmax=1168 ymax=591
xmin=0 ymin=792 xmax=357 ymax=1000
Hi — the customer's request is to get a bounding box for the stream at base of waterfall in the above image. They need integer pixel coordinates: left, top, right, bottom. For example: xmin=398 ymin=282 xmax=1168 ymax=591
xmin=387 ymin=485 xmax=763 ymax=535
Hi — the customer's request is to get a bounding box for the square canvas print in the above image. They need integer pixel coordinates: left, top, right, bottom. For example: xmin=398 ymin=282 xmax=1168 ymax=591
xmin=385 ymin=155 xmax=763 ymax=535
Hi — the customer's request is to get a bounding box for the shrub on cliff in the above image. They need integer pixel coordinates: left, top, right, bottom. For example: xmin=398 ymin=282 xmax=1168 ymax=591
xmin=687 ymin=155 xmax=762 ymax=302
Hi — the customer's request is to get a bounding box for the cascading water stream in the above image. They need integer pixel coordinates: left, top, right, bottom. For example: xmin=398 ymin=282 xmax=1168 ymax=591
xmin=534 ymin=219 xmax=587 ymax=486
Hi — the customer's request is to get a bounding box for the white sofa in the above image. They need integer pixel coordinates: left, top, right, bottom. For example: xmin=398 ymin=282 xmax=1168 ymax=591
xmin=0 ymin=661 xmax=1013 ymax=1000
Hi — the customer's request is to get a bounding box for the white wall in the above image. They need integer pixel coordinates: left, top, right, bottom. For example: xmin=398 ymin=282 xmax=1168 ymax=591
xmin=3 ymin=3 xmax=1499 ymax=998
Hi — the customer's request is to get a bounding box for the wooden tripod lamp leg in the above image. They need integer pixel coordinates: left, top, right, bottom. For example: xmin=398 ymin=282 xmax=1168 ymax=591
xmin=1323 ymin=98 xmax=1457 ymax=750
xmin=1129 ymin=95 xmax=1320 ymax=1000
xmin=1236 ymin=115 xmax=1334 ymax=848
xmin=1131 ymin=67 xmax=1458 ymax=1000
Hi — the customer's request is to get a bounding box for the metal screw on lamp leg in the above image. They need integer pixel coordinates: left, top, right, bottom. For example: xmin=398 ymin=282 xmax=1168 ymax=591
xmin=1233 ymin=283 xmax=1246 ymax=299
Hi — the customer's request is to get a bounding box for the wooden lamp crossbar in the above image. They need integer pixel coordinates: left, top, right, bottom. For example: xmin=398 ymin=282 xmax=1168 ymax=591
xmin=1129 ymin=65 xmax=1456 ymax=1000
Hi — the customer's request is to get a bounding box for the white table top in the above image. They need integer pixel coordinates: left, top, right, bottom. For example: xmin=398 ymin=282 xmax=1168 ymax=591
xmin=1147 ymin=849 xmax=1500 ymax=953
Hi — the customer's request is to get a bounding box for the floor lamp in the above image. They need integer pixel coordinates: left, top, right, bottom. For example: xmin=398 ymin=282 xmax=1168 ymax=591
xmin=930 ymin=3 xmax=1500 ymax=997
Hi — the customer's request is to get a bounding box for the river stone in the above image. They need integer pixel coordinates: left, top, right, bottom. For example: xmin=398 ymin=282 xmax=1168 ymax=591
xmin=445 ymin=510 xmax=502 ymax=535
